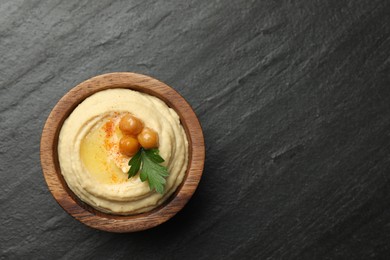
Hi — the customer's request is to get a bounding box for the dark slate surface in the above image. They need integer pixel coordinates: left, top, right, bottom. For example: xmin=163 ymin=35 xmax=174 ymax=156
xmin=1 ymin=0 xmax=390 ymax=259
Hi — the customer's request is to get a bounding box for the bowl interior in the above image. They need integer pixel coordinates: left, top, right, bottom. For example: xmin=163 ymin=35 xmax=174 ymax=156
xmin=40 ymin=72 xmax=204 ymax=232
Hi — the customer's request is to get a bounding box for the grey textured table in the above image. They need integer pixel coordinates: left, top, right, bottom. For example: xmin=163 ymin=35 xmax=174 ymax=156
xmin=1 ymin=0 xmax=390 ymax=259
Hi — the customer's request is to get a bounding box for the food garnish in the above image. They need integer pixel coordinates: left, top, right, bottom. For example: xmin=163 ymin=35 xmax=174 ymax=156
xmin=137 ymin=127 xmax=159 ymax=149
xmin=117 ymin=114 xmax=167 ymax=193
xmin=128 ymin=148 xmax=168 ymax=194
xmin=119 ymin=114 xmax=144 ymax=135
xmin=119 ymin=136 xmax=140 ymax=157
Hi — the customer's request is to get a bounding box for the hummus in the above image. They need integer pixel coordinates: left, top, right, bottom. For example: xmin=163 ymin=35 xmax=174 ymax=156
xmin=58 ymin=89 xmax=188 ymax=215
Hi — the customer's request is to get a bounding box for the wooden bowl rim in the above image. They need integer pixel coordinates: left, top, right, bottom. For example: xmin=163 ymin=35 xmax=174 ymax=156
xmin=40 ymin=72 xmax=205 ymax=232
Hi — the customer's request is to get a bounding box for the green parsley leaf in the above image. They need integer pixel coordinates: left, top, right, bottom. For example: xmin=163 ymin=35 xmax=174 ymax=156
xmin=127 ymin=149 xmax=142 ymax=178
xmin=127 ymin=148 xmax=169 ymax=194
xmin=144 ymin=148 xmax=165 ymax=163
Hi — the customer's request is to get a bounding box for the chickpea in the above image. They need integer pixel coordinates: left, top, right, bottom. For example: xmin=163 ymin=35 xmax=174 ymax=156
xmin=138 ymin=127 xmax=159 ymax=149
xmin=119 ymin=136 xmax=140 ymax=157
xmin=119 ymin=114 xmax=144 ymax=135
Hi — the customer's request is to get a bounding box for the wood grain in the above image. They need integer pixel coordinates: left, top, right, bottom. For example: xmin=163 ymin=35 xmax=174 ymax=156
xmin=40 ymin=72 xmax=205 ymax=232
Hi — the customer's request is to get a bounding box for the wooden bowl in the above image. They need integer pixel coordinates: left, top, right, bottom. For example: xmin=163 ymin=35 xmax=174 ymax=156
xmin=40 ymin=72 xmax=205 ymax=232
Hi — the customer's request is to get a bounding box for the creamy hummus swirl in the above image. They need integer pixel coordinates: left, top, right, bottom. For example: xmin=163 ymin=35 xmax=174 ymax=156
xmin=58 ymin=89 xmax=188 ymax=215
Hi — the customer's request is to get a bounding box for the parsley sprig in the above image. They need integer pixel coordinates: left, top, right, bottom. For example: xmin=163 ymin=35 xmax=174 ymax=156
xmin=128 ymin=148 xmax=169 ymax=194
